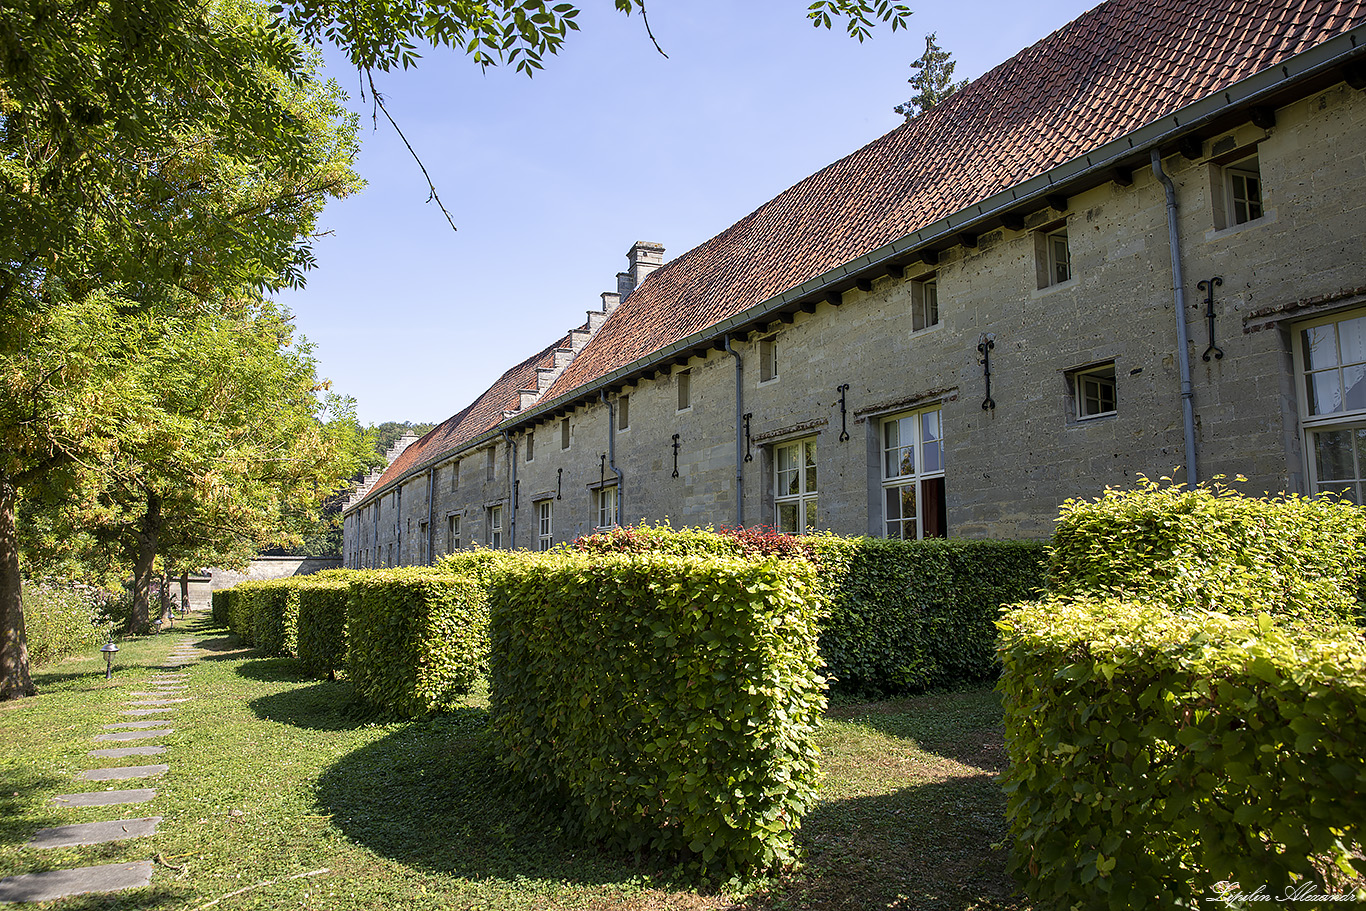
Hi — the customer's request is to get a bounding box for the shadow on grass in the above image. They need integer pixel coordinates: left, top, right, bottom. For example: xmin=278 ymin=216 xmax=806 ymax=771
xmin=43 ymin=885 xmax=191 ymax=911
xmin=235 ymin=657 xmax=309 ymax=683
xmin=313 ymin=711 xmax=649 ymax=889
xmin=739 ymin=775 xmax=1023 ymax=911
xmin=249 ymin=679 xmax=374 ymax=732
xmin=0 ymin=768 xmax=68 ymax=847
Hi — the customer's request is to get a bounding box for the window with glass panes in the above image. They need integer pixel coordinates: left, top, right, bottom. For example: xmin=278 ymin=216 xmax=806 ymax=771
xmin=881 ymin=408 xmax=946 ymax=539
xmin=596 ymin=485 xmax=619 ymax=530
xmin=774 ymin=438 xmax=817 ymax=533
xmin=1225 ymin=154 xmax=1263 ymax=225
xmin=537 ymin=500 xmax=553 ymax=551
xmin=1297 ymin=311 xmax=1366 ymax=502
xmin=446 ymin=514 xmax=460 ymax=553
xmin=488 ymin=505 xmax=503 ymax=548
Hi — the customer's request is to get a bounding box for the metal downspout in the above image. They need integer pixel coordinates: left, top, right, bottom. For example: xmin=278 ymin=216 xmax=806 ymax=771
xmin=426 ymin=467 xmax=434 ymax=565
xmin=599 ymin=390 xmax=624 ymax=520
xmin=1151 ymin=149 xmax=1199 ymax=488
xmin=724 ymin=334 xmax=745 ymax=527
xmin=500 ymin=431 xmax=516 ymax=549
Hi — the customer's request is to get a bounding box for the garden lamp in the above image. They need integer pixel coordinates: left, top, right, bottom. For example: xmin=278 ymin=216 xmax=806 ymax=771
xmin=154 ymin=617 xmax=163 ymax=634
xmin=101 ymin=636 xmax=119 ymax=680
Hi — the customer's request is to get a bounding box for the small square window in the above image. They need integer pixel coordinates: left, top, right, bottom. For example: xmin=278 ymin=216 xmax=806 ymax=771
xmin=1045 ymin=228 xmax=1071 ymax=287
xmin=759 ymin=337 xmax=778 ymax=383
xmin=1071 ymin=363 xmax=1117 ymax=420
xmin=913 ymin=278 xmax=939 ymax=331
xmin=618 ymin=394 xmax=630 ymax=431
xmin=1225 ymin=154 xmax=1264 ymax=226
xmin=677 ymin=370 xmax=691 ymax=411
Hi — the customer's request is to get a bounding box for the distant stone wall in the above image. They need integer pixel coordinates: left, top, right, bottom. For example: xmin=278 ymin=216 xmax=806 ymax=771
xmin=208 ymin=556 xmax=342 ymax=593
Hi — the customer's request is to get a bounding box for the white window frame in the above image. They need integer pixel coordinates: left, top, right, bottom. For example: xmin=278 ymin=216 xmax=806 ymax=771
xmin=773 ymin=437 xmax=817 ymax=533
xmin=912 ymin=277 xmax=939 ymax=332
xmin=880 ymin=408 xmax=946 ymax=540
xmin=537 ymin=500 xmax=553 ymax=551
xmin=488 ymin=505 xmax=503 ymax=549
xmin=1224 ymin=153 xmax=1264 ymax=227
xmin=596 ymin=485 xmax=619 ymax=531
xmin=446 ymin=514 xmax=461 ymax=554
xmin=1295 ymin=309 xmax=1366 ymax=502
xmin=1071 ymin=362 xmax=1118 ymax=421
xmin=1044 ymin=227 xmax=1071 ymax=287
xmin=759 ymin=336 xmax=779 ymax=384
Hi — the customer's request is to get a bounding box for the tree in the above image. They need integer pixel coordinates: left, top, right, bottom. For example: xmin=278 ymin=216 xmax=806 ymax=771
xmin=894 ymin=32 xmax=968 ymax=120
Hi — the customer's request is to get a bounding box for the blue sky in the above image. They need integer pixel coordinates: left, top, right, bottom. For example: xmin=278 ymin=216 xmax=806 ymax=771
xmin=278 ymin=0 xmax=1099 ymax=426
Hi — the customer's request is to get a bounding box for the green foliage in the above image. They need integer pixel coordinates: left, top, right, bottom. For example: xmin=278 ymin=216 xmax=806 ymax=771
xmin=998 ymin=600 xmax=1366 ymax=907
xmin=434 ymin=547 xmax=528 ymax=582
xmin=1048 ymin=477 xmax=1366 ymax=624
xmin=488 ymin=552 xmax=826 ymax=883
xmin=211 ymin=589 xmax=230 ymax=627
xmin=227 ymin=581 xmax=264 ymax=647
xmin=295 ymin=577 xmax=351 ymax=679
xmin=810 ymin=537 xmax=1048 ymax=695
xmin=250 ymin=581 xmax=297 ymax=658
xmin=20 ymin=581 xmax=108 ymax=667
xmin=894 ymin=32 xmax=968 ymax=119
xmin=346 ymin=568 xmax=487 ymax=718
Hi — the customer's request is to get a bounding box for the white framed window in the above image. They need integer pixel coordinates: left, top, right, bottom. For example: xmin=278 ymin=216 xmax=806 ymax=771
xmin=561 ymin=418 xmax=570 ymax=450
xmin=525 ymin=431 xmax=534 ymax=462
xmin=446 ymin=514 xmax=461 ymax=554
xmin=1070 ymin=362 xmax=1117 ymax=420
xmin=488 ymin=505 xmax=503 ymax=549
xmin=913 ymin=278 xmax=939 ymax=332
xmin=774 ymin=438 xmax=817 ymax=533
xmin=537 ymin=500 xmax=553 ymax=551
xmin=1224 ymin=154 xmax=1264 ymax=226
xmin=596 ymin=485 xmax=619 ymax=530
xmin=881 ymin=408 xmax=946 ymax=539
xmin=618 ymin=394 xmax=630 ymax=431
xmin=759 ymin=336 xmax=779 ymax=383
xmin=677 ymin=369 xmax=691 ymax=411
xmin=1296 ymin=310 xmax=1366 ymax=502
xmin=1042 ymin=227 xmax=1071 ymax=287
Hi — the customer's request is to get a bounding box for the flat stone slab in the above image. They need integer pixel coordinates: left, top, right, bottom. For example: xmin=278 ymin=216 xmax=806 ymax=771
xmin=121 ymin=708 xmax=175 ymax=716
xmin=103 ymin=721 xmax=168 ymax=730
xmin=28 ymin=817 xmax=161 ymax=849
xmin=78 ymin=765 xmax=167 ymax=782
xmin=0 ymin=860 xmax=153 ymax=902
xmin=90 ymin=746 xmax=165 ymax=758
xmin=52 ymin=789 xmax=156 ymax=808
xmin=94 ymin=729 xmax=173 ymax=742
xmin=126 ymin=698 xmax=191 ymax=706
xmin=130 ymin=690 xmax=186 ymax=696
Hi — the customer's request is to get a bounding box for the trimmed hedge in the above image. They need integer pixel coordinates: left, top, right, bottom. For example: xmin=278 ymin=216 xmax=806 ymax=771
xmin=250 ymin=581 xmax=296 ymax=658
xmin=998 ymin=599 xmax=1366 ymax=907
xmin=226 ymin=581 xmax=260 ymax=646
xmin=296 ymin=578 xmax=350 ymax=679
xmin=1048 ymin=478 xmax=1366 ymax=623
xmin=811 ymin=537 xmax=1047 ymax=694
xmin=346 ymin=567 xmax=487 ymax=717
xmin=489 ymin=552 xmax=826 ymax=882
xmin=210 ymin=589 xmax=230 ymax=627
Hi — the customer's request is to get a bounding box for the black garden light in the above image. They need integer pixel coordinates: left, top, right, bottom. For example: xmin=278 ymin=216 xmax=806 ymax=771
xmin=101 ymin=636 xmax=119 ymax=680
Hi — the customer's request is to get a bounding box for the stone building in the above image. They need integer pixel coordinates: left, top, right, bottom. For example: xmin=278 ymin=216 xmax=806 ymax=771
xmin=344 ymin=0 xmax=1366 ymax=566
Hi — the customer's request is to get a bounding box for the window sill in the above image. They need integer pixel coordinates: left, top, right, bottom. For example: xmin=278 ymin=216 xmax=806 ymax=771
xmin=1032 ymin=277 xmax=1078 ymax=299
xmin=1204 ymin=209 xmax=1277 ymax=242
xmin=1068 ymin=411 xmax=1118 ymax=426
xmin=910 ymin=321 xmax=943 ymax=339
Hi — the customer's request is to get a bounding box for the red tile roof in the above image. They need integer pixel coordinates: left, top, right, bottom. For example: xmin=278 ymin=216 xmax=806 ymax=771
xmin=353 ymin=0 xmax=1366 ymax=510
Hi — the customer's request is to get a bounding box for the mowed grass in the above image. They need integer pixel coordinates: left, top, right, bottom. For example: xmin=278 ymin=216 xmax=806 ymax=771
xmin=0 ymin=614 xmax=1023 ymax=910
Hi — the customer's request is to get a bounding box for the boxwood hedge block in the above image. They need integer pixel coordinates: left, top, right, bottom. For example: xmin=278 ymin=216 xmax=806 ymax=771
xmin=998 ymin=599 xmax=1366 ymax=908
xmin=346 ymin=568 xmax=487 ymax=717
xmin=488 ymin=552 xmax=825 ymax=882
xmin=250 ymin=581 xmax=296 ymax=658
xmin=296 ymin=578 xmax=350 ymax=679
xmin=210 ymin=589 xmax=229 ymax=628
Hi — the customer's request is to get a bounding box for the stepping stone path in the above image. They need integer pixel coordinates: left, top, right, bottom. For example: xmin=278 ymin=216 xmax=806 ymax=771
xmin=0 ymin=634 xmax=201 ymax=903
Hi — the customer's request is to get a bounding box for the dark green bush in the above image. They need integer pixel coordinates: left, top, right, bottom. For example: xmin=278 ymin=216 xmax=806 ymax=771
xmin=22 ymin=580 xmax=108 ymax=667
xmin=1048 ymin=477 xmax=1366 ymax=623
xmin=226 ymin=582 xmax=261 ymax=646
xmin=296 ymin=578 xmax=350 ymax=679
xmin=346 ymin=567 xmax=487 ymax=717
xmin=489 ymin=552 xmax=825 ymax=882
xmin=810 ymin=537 xmax=1047 ymax=695
xmin=435 ymin=548 xmax=528 ymax=582
xmin=211 ymin=589 xmax=230 ymax=627
xmin=998 ymin=599 xmax=1366 ymax=907
xmin=250 ymin=581 xmax=296 ymax=658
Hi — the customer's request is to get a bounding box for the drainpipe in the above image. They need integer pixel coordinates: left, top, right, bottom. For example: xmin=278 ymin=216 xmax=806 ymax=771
xmin=500 ymin=431 xmax=517 ymax=549
xmin=426 ymin=466 xmax=434 ymax=565
xmin=1151 ymin=149 xmax=1199 ymax=489
xmin=599 ymin=390 xmax=624 ymax=521
xmin=724 ymin=334 xmax=745 ymax=527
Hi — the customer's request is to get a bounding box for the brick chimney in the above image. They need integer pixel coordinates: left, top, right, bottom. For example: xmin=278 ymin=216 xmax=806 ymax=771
xmin=617 ymin=241 xmax=665 ymax=300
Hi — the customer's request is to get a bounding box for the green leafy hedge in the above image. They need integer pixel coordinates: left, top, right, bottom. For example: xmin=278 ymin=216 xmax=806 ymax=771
xmin=810 ymin=537 xmax=1047 ymax=694
xmin=226 ymin=581 xmax=261 ymax=646
xmin=296 ymin=578 xmax=350 ymax=679
xmin=346 ymin=567 xmax=487 ymax=717
xmin=488 ymin=552 xmax=826 ymax=882
xmin=211 ymin=589 xmax=230 ymax=627
xmin=998 ymin=599 xmax=1366 ymax=907
xmin=22 ymin=581 xmax=108 ymax=667
xmin=1048 ymin=478 xmax=1366 ymax=623
xmin=250 ymin=581 xmax=296 ymax=658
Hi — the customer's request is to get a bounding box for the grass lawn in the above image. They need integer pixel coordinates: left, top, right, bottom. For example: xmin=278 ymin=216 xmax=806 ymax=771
xmin=0 ymin=614 xmax=1023 ymax=910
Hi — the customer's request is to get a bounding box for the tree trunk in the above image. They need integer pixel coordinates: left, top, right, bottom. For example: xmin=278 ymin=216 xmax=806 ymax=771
xmin=0 ymin=479 xmax=35 ymax=699
xmin=128 ymin=491 xmax=162 ymax=636
xmin=159 ymin=571 xmax=171 ymax=624
xmin=179 ymin=571 xmax=189 ymax=616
